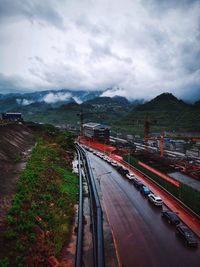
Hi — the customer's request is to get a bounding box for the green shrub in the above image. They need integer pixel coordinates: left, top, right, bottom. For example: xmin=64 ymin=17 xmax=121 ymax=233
xmin=0 ymin=258 xmax=9 ymax=267
xmin=4 ymin=229 xmax=17 ymax=240
xmin=15 ymin=154 xmax=22 ymax=163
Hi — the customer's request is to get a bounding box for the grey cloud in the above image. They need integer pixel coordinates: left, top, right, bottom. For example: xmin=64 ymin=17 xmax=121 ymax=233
xmin=0 ymin=73 xmax=27 ymax=93
xmin=144 ymin=0 xmax=200 ymax=14
xmin=89 ymin=40 xmax=133 ymax=64
xmin=0 ymin=0 xmax=200 ymax=102
xmin=75 ymin=16 xmax=105 ymax=36
xmin=34 ymin=56 xmax=44 ymax=64
xmin=0 ymin=0 xmax=64 ymax=29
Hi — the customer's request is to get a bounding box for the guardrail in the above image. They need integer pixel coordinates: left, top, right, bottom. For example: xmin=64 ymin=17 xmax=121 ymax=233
xmin=75 ymin=148 xmax=84 ymax=267
xmin=76 ymin=143 xmax=105 ymax=267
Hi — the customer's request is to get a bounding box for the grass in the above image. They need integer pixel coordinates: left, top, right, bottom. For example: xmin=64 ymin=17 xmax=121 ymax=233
xmin=14 ymin=154 xmax=22 ymax=163
xmin=0 ymin=125 xmax=78 ymax=266
xmin=0 ymin=258 xmax=9 ymax=267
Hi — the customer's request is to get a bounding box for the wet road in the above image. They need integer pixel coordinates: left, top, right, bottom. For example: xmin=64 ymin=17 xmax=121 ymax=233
xmin=87 ymin=152 xmax=200 ymax=267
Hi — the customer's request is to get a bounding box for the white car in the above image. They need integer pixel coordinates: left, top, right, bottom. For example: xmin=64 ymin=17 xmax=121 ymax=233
xmin=103 ymin=156 xmax=108 ymax=161
xmin=111 ymin=160 xmax=118 ymax=167
xmin=148 ymin=193 xmax=163 ymax=206
xmin=126 ymin=173 xmax=135 ymax=180
xmin=106 ymin=157 xmax=111 ymax=163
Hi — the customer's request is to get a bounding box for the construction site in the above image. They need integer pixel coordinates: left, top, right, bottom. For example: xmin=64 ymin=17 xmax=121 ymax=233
xmin=78 ymin=112 xmax=200 ymax=217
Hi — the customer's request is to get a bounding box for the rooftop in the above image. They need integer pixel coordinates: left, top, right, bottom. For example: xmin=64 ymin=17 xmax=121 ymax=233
xmin=83 ymin=122 xmax=110 ymax=130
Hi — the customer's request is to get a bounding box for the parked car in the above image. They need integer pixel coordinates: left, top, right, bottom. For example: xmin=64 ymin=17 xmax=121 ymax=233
xmin=161 ymin=211 xmax=180 ymax=225
xmin=126 ymin=173 xmax=135 ymax=180
xmin=115 ymin=166 xmax=127 ymax=176
xmin=148 ymin=193 xmax=163 ymax=206
xmin=106 ymin=157 xmax=111 ymax=163
xmin=132 ymin=178 xmax=139 ymax=184
xmin=176 ymin=225 xmax=198 ymax=247
xmin=120 ymin=168 xmax=129 ymax=176
xmin=140 ymin=186 xmax=151 ymax=195
xmin=134 ymin=180 xmax=144 ymax=189
xmin=111 ymin=160 xmax=118 ymax=167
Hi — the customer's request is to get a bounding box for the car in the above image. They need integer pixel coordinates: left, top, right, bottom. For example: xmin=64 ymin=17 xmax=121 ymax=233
xmin=140 ymin=186 xmax=151 ymax=195
xmin=134 ymin=180 xmax=144 ymax=189
xmin=105 ymin=157 xmax=111 ymax=163
xmin=132 ymin=177 xmax=139 ymax=184
xmin=161 ymin=211 xmax=180 ymax=225
xmin=115 ymin=165 xmax=123 ymax=172
xmin=115 ymin=166 xmax=128 ymax=176
xmin=148 ymin=193 xmax=163 ymax=206
xmin=176 ymin=225 xmax=198 ymax=247
xmin=126 ymin=173 xmax=135 ymax=180
xmin=120 ymin=168 xmax=129 ymax=176
xmin=111 ymin=160 xmax=118 ymax=167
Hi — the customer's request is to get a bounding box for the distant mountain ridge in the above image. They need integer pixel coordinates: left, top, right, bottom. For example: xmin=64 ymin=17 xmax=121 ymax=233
xmin=1 ymin=90 xmax=200 ymax=134
xmin=0 ymin=89 xmax=102 ymax=112
xmin=118 ymin=93 xmax=200 ymax=133
xmin=0 ymin=88 xmax=145 ymax=113
xmin=135 ymin=93 xmax=189 ymax=111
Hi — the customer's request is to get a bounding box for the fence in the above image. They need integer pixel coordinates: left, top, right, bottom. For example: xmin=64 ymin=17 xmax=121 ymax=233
xmin=123 ymin=155 xmax=200 ymax=216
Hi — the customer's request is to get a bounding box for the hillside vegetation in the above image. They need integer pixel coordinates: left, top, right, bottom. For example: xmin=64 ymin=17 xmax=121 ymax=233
xmin=116 ymin=93 xmax=200 ymax=135
xmin=0 ymin=125 xmax=78 ymax=267
xmin=1 ymin=92 xmax=200 ymax=135
xmin=22 ymin=96 xmax=134 ymax=127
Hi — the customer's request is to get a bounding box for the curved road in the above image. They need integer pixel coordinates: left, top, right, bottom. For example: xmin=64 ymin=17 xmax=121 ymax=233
xmin=87 ymin=152 xmax=200 ymax=267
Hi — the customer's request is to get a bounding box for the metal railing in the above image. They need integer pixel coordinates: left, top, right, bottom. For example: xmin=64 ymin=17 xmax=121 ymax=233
xmin=75 ymin=143 xmax=105 ymax=267
xmin=75 ymin=148 xmax=84 ymax=267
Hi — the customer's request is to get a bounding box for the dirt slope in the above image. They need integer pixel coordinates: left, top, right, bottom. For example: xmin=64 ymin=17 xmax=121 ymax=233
xmin=0 ymin=123 xmax=34 ymax=228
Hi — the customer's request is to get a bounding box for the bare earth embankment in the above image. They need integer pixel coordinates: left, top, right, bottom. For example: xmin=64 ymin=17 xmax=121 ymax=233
xmin=0 ymin=124 xmax=34 ymax=229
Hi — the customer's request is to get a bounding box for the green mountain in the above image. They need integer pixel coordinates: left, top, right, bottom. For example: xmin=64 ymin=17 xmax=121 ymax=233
xmin=117 ymin=93 xmax=200 ymax=135
xmin=2 ymin=91 xmax=199 ymax=136
xmin=22 ymin=96 xmax=134 ymax=128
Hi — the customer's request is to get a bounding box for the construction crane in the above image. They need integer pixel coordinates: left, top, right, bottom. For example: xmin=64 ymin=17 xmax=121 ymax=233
xmin=143 ymin=114 xmax=166 ymax=158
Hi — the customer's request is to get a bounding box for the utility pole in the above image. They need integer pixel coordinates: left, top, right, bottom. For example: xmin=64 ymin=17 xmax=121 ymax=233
xmin=144 ymin=113 xmax=150 ymax=150
xmin=77 ymin=109 xmax=84 ymax=137
xmin=160 ymin=130 xmax=164 ymax=158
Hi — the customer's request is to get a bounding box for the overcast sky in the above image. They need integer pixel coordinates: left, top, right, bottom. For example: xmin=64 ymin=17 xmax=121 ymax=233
xmin=0 ymin=0 xmax=200 ymax=100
